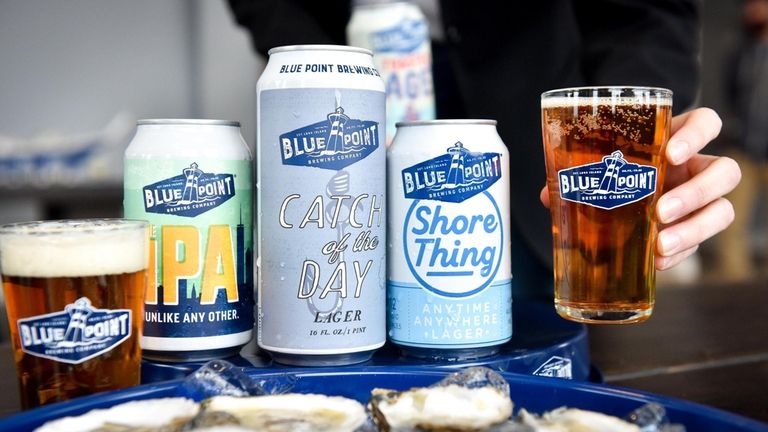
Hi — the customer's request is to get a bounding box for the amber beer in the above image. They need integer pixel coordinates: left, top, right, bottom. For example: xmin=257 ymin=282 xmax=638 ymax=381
xmin=0 ymin=219 xmax=147 ymax=408
xmin=541 ymin=87 xmax=672 ymax=324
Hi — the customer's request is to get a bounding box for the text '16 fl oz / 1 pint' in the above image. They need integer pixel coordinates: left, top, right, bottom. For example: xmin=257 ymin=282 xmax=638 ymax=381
xmin=124 ymin=119 xmax=254 ymax=361
xmin=257 ymin=45 xmax=386 ymax=366
xmin=387 ymin=120 xmax=512 ymax=361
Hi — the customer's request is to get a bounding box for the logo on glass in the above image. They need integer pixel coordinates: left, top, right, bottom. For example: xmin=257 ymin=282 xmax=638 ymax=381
xmin=370 ymin=18 xmax=428 ymax=53
xmin=279 ymin=106 xmax=380 ymax=171
xmin=558 ymin=150 xmax=657 ymax=210
xmin=402 ymin=142 xmax=501 ymax=203
xmin=142 ymin=163 xmax=236 ymax=217
xmin=17 ymin=297 xmax=131 ymax=364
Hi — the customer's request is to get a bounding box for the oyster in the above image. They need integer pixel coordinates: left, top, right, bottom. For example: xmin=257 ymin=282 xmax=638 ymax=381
xmin=191 ymin=393 xmax=368 ymax=432
xmin=369 ymin=367 xmax=514 ymax=431
xmin=34 ymin=397 xmax=200 ymax=432
xmin=517 ymin=407 xmax=642 ymax=432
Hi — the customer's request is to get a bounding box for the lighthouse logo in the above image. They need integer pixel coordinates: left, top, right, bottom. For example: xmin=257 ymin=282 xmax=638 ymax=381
xmin=279 ymin=105 xmax=380 ymax=171
xmin=142 ymin=163 xmax=236 ymax=217
xmin=17 ymin=297 xmax=131 ymax=364
xmin=402 ymin=142 xmax=502 ymax=203
xmin=558 ymin=150 xmax=657 ymax=210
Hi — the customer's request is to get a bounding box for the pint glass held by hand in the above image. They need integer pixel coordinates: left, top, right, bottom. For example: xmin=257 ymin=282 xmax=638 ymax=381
xmin=541 ymin=87 xmax=672 ymax=324
xmin=0 ymin=219 xmax=148 ymax=408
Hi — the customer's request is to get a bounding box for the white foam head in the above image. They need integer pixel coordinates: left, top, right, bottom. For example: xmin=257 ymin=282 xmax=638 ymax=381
xmin=541 ymin=87 xmax=673 ymax=109
xmin=0 ymin=219 xmax=148 ymax=278
xmin=541 ymin=95 xmax=673 ymax=109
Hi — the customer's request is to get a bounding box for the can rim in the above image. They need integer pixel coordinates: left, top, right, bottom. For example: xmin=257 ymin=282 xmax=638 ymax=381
xmin=395 ymin=119 xmax=498 ymax=128
xmin=268 ymin=44 xmax=373 ymax=57
xmin=137 ymin=119 xmax=240 ymax=127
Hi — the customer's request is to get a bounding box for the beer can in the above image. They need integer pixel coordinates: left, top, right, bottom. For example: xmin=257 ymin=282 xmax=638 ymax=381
xmin=387 ymin=120 xmax=512 ymax=360
xmin=124 ymin=119 xmax=254 ymax=362
xmin=347 ymin=0 xmax=436 ymax=146
xmin=256 ymin=45 xmax=386 ymax=366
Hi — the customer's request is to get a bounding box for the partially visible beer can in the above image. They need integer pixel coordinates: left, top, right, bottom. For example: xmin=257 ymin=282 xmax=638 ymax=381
xmin=347 ymin=0 xmax=436 ymax=146
xmin=124 ymin=119 xmax=254 ymax=362
xmin=387 ymin=120 xmax=512 ymax=360
xmin=257 ymin=45 xmax=387 ymax=366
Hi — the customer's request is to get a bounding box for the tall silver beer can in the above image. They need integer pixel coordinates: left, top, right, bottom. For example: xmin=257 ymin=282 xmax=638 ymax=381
xmin=387 ymin=120 xmax=512 ymax=360
xmin=347 ymin=0 xmax=435 ymax=146
xmin=124 ymin=119 xmax=254 ymax=362
xmin=257 ymin=45 xmax=386 ymax=366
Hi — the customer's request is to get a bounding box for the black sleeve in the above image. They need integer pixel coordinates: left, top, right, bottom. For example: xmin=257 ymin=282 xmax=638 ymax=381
xmin=227 ymin=0 xmax=351 ymax=57
xmin=574 ymin=0 xmax=700 ymax=113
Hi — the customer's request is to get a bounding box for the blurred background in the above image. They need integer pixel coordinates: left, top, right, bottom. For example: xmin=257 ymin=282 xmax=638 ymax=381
xmin=0 ymin=1 xmax=764 ymax=283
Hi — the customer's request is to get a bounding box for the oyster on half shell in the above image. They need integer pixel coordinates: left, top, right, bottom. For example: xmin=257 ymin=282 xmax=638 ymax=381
xmin=191 ymin=393 xmax=368 ymax=432
xmin=369 ymin=367 xmax=514 ymax=431
xmin=517 ymin=407 xmax=643 ymax=432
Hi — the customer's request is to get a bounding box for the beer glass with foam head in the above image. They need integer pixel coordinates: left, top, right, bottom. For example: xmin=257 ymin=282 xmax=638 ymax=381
xmin=541 ymin=87 xmax=672 ymax=324
xmin=0 ymin=219 xmax=148 ymax=408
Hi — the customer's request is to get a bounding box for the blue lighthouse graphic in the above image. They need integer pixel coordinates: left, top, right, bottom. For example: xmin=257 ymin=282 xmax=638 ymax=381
xmin=557 ymin=149 xmax=658 ymax=210
xmin=325 ymin=107 xmax=350 ymax=153
xmin=597 ymin=151 xmax=627 ymax=193
xmin=17 ymin=296 xmax=131 ymax=364
xmin=63 ymin=298 xmax=93 ymax=343
xmin=401 ymin=142 xmax=502 ymax=203
xmin=180 ymin=162 xmax=204 ymax=204
xmin=445 ymin=142 xmax=469 ymax=186
xmin=279 ymin=105 xmax=380 ymax=170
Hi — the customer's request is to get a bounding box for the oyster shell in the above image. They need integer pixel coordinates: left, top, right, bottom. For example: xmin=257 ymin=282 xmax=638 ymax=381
xmin=34 ymin=397 xmax=200 ymax=432
xmin=192 ymin=393 xmax=368 ymax=432
xmin=517 ymin=407 xmax=642 ymax=432
xmin=369 ymin=368 xmax=514 ymax=431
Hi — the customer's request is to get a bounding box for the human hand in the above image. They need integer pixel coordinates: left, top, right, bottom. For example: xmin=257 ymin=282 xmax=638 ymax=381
xmin=539 ymin=107 xmax=741 ymax=271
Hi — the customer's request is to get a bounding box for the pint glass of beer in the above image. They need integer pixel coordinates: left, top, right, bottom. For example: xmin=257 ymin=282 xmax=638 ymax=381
xmin=0 ymin=219 xmax=148 ymax=408
xmin=541 ymin=87 xmax=672 ymax=324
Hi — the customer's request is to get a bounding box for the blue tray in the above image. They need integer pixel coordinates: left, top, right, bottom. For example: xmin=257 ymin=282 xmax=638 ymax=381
xmin=142 ymin=298 xmax=592 ymax=383
xmin=1 ymin=367 xmax=765 ymax=431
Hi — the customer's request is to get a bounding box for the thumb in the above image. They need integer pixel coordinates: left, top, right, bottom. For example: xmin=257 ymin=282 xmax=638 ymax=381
xmin=540 ymin=185 xmax=551 ymax=208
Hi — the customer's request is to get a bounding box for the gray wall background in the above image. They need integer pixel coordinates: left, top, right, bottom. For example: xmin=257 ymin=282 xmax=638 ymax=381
xmin=0 ymin=0 xmax=264 ymax=226
xmin=0 ymin=0 xmax=262 ymax=140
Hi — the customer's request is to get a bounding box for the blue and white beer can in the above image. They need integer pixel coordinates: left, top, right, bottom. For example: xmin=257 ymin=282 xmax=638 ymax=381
xmin=347 ymin=0 xmax=436 ymax=146
xmin=387 ymin=120 xmax=512 ymax=360
xmin=256 ymin=45 xmax=386 ymax=366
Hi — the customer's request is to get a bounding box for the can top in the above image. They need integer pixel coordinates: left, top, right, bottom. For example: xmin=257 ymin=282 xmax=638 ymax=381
xmin=268 ymin=44 xmax=373 ymax=57
xmin=137 ymin=119 xmax=240 ymax=127
xmin=395 ymin=119 xmax=497 ymax=128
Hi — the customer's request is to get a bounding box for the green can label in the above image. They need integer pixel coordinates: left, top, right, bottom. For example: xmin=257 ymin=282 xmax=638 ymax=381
xmin=124 ymin=159 xmax=253 ymax=344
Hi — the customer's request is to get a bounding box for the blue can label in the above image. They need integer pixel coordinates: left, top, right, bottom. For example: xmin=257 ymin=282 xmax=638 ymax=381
xmin=371 ymin=18 xmax=428 ymax=53
xmin=388 ymin=279 xmax=511 ymax=348
xmin=558 ymin=150 xmax=657 ymax=210
xmin=402 ymin=142 xmax=502 ymax=203
xmin=388 ymin=138 xmax=512 ymax=350
xmin=17 ymin=297 xmax=131 ymax=365
xmin=142 ymin=162 xmax=236 ymax=217
xmin=280 ymin=106 xmax=380 ymax=171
